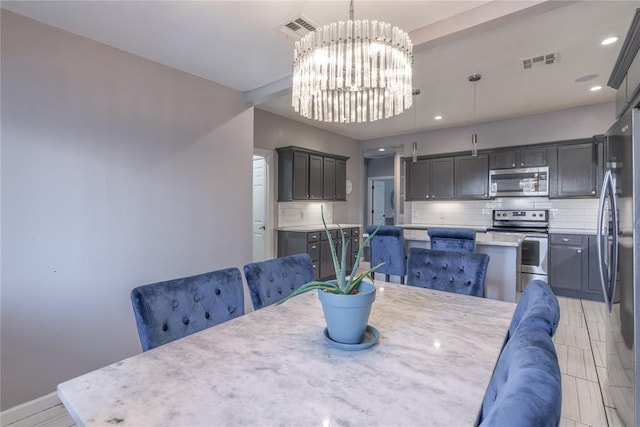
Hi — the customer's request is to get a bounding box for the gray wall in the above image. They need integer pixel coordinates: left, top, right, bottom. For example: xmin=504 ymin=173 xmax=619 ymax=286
xmin=254 ymin=109 xmax=363 ymax=224
xmin=1 ymin=11 xmax=253 ymax=409
xmin=360 ymin=102 xmax=615 ymax=156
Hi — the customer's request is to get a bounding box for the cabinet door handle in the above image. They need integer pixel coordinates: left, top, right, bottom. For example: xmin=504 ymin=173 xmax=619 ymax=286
xmin=562 ymin=238 xmax=569 ymax=242
xmin=577 ymin=249 xmax=582 ymax=254
xmin=512 ymin=163 xmax=516 ymax=167
xmin=311 ymin=245 xmax=317 ymax=249
xmin=520 ymin=162 xmax=524 ymax=166
xmin=426 ymin=195 xmax=430 ymax=199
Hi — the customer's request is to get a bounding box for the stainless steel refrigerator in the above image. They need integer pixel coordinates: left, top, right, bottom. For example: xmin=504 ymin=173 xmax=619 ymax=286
xmin=598 ymin=108 xmax=640 ymax=426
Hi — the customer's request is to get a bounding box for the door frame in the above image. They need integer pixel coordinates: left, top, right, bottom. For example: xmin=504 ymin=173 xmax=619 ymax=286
xmin=253 ymin=148 xmax=274 ymax=260
xmin=367 ymin=175 xmax=394 ymax=226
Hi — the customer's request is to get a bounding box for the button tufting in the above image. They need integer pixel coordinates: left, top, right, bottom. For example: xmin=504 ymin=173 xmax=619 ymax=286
xmin=215 ymin=288 xmax=221 ymax=296
xmin=278 ymin=287 xmax=283 ymax=294
xmin=183 ymin=317 xmax=189 ymax=325
xmin=172 ymin=300 xmax=179 ymax=308
xmin=162 ymin=324 xmax=168 ymax=331
xmin=204 ymin=312 xmax=210 ymax=319
xmin=449 ymin=276 xmax=454 ymax=282
xmin=194 ymin=294 xmax=201 ymax=302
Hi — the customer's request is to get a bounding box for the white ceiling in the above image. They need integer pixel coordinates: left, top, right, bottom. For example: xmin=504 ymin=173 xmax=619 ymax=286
xmin=3 ymin=1 xmax=637 ymax=141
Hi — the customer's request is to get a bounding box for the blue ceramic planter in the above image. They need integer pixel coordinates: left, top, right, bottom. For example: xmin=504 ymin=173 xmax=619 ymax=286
xmin=318 ymin=281 xmax=376 ymax=344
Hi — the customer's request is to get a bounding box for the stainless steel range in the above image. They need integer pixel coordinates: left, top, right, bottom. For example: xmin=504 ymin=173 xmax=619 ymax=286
xmin=489 ymin=209 xmax=549 ymax=291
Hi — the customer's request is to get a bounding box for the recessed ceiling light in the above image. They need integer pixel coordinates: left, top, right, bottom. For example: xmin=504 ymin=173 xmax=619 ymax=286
xmin=378 ymin=148 xmax=385 ymax=152
xmin=601 ymin=36 xmax=619 ymax=46
xmin=434 ymin=115 xmax=442 ymax=120
xmin=591 ymin=85 xmax=603 ymax=92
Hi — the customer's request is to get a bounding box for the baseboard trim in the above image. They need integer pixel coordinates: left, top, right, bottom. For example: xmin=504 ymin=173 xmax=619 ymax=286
xmin=0 ymin=392 xmax=60 ymax=426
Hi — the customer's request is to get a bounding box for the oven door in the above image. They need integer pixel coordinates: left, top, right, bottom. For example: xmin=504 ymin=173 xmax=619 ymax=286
xmin=521 ymin=235 xmax=548 ymax=276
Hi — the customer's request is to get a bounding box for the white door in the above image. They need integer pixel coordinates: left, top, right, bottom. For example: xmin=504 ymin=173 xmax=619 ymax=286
xmin=252 ymin=155 xmax=267 ymax=261
xmin=369 ymin=177 xmax=395 ymax=225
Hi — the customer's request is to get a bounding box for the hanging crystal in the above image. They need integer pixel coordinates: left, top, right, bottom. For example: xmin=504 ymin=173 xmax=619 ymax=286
xmin=291 ymin=0 xmax=413 ymax=123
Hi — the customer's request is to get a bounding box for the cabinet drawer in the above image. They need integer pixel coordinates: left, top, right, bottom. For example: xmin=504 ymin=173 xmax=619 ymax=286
xmin=307 ymin=242 xmax=320 ymax=260
xmin=351 ymin=236 xmax=360 ymax=252
xmin=339 ymin=228 xmax=352 ymax=238
xmin=321 ymin=230 xmax=338 ymax=240
xmin=550 ymin=234 xmax=584 ymax=246
xmin=307 ymin=232 xmax=320 ymax=242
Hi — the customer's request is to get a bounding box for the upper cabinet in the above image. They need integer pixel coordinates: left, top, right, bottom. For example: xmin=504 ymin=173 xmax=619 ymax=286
xmin=455 ymin=154 xmax=489 ymax=199
xmin=277 ymin=146 xmax=349 ymax=202
xmin=489 ymin=147 xmax=548 ymax=169
xmin=549 ymin=139 xmax=603 ymax=198
xmin=405 ymin=157 xmax=454 ymax=201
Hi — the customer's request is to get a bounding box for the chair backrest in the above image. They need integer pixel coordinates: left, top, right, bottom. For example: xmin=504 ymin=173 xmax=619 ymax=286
xmin=131 ymin=267 xmax=244 ymax=352
xmin=243 ymin=253 xmax=314 ymax=310
xmin=406 ymin=247 xmax=489 ymax=297
xmin=480 ymin=326 xmax=562 ymax=427
xmin=427 ymin=227 xmax=476 ymax=252
xmin=508 ymin=279 xmax=560 ymax=340
xmin=365 ymin=225 xmax=406 ymax=276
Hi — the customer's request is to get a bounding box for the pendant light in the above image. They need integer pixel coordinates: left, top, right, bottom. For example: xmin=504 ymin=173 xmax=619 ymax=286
xmin=291 ymin=0 xmax=413 ymax=123
xmin=469 ymin=73 xmax=481 ymax=157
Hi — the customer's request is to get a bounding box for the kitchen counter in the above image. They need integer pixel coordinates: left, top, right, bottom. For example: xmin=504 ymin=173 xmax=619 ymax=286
xmin=277 ymin=223 xmax=361 ymax=232
xmin=405 ymin=229 xmax=524 ymax=247
xmin=400 ymin=223 xmax=489 ymax=232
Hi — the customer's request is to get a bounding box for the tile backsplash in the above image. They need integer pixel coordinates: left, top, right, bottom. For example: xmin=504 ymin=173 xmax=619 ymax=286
xmin=278 ymin=202 xmax=334 ymax=228
xmin=409 ymin=197 xmax=599 ymax=231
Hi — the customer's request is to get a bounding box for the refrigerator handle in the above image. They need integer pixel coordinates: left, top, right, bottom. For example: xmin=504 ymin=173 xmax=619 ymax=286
xmin=608 ymin=175 xmax=619 ymax=313
xmin=597 ymin=170 xmax=612 ymax=310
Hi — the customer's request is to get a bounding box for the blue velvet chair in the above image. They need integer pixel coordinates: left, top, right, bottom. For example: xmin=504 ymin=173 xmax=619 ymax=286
xmin=479 ymin=326 xmax=562 ymax=426
xmin=131 ymin=267 xmax=245 ymax=352
xmin=406 ymin=247 xmax=489 ymax=297
xmin=243 ymin=253 xmax=314 ymax=310
xmin=365 ymin=225 xmax=406 ymax=284
xmin=427 ymin=227 xmax=476 ymax=252
xmin=508 ymin=279 xmax=560 ymax=340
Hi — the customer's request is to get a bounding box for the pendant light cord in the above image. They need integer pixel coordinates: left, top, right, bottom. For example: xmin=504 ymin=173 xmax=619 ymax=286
xmin=349 ymin=0 xmax=354 ymax=21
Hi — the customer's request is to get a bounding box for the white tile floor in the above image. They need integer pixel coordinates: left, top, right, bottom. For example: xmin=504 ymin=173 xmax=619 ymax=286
xmin=4 ymin=295 xmax=624 ymax=427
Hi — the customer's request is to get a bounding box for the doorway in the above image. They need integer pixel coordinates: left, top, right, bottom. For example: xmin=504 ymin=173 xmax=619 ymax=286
xmin=368 ymin=177 xmax=395 ymax=226
xmin=252 ymin=149 xmax=273 ymax=262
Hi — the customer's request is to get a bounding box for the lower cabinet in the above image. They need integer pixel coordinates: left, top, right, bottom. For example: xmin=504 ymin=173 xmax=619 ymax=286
xmin=548 ymin=233 xmax=603 ymax=301
xmin=278 ymin=227 xmax=360 ymax=281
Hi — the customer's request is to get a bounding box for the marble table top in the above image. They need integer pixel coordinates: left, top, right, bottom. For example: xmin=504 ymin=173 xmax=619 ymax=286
xmin=403 ymin=229 xmax=525 ymax=248
xmin=58 ymin=283 xmax=515 ymax=426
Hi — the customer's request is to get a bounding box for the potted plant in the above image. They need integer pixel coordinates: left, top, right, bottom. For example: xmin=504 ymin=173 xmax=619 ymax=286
xmin=277 ymin=208 xmax=384 ymax=345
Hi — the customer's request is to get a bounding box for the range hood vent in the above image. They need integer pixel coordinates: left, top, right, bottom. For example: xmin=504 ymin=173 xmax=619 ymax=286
xmin=522 ymin=52 xmax=558 ymax=70
xmin=280 ymin=15 xmax=318 ymax=40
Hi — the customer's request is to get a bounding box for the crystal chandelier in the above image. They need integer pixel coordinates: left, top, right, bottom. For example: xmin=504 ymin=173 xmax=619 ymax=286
xmin=291 ymin=0 xmax=413 ymax=123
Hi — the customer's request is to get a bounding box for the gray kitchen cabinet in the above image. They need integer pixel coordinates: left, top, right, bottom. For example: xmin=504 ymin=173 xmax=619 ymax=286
xmin=549 ymin=141 xmax=602 ymax=198
xmin=489 ymin=147 xmax=548 ymax=169
xmin=405 ymin=159 xmax=430 ymax=200
xmin=455 ymin=154 xmax=489 ymax=199
xmin=322 ymin=157 xmax=336 ymax=200
xmin=335 ymin=159 xmax=347 ymax=201
xmin=279 ymin=227 xmax=359 ymax=281
xmin=549 ymin=233 xmax=603 ymax=301
xmin=405 ymin=157 xmax=454 ymax=200
xmin=277 ymin=146 xmax=349 ymax=202
xmin=309 ymin=154 xmax=323 ymax=200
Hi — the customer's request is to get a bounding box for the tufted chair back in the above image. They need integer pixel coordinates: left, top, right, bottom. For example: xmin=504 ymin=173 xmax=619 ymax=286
xmin=479 ymin=326 xmax=562 ymax=426
xmin=365 ymin=225 xmax=406 ymax=283
xmin=243 ymin=253 xmax=314 ymax=310
xmin=427 ymin=227 xmax=477 ymax=252
xmin=508 ymin=279 xmax=560 ymax=340
xmin=131 ymin=267 xmax=245 ymax=352
xmin=406 ymin=247 xmax=489 ymax=297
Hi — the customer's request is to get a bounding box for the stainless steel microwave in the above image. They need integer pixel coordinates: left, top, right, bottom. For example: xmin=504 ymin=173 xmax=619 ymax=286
xmin=489 ymin=167 xmax=549 ymax=197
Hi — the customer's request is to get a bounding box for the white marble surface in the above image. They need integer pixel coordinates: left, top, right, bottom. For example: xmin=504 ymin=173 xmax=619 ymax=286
xmin=401 ymin=223 xmax=489 ymax=232
xmin=277 ymin=223 xmax=361 ymax=232
xmin=58 ymin=283 xmax=515 ymax=427
xmin=404 ymin=229 xmax=524 ymax=248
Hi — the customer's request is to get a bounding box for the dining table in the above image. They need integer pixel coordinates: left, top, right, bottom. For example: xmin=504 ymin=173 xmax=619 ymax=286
xmin=57 ymin=281 xmax=516 ymax=426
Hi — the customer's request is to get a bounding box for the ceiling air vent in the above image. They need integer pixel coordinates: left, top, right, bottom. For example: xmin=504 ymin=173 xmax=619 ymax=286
xmin=522 ymin=52 xmax=558 ymax=70
xmin=279 ymin=15 xmax=318 ymax=40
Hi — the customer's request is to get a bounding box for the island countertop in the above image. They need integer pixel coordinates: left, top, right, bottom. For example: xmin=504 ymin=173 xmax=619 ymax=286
xmin=58 ymin=283 xmax=515 ymax=426
xmin=404 ymin=229 xmax=525 ymax=248
xmin=277 ymin=223 xmax=361 ymax=232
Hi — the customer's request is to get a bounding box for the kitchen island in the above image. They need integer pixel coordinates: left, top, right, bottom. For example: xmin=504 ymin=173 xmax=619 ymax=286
xmin=401 ymin=226 xmax=523 ymax=303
